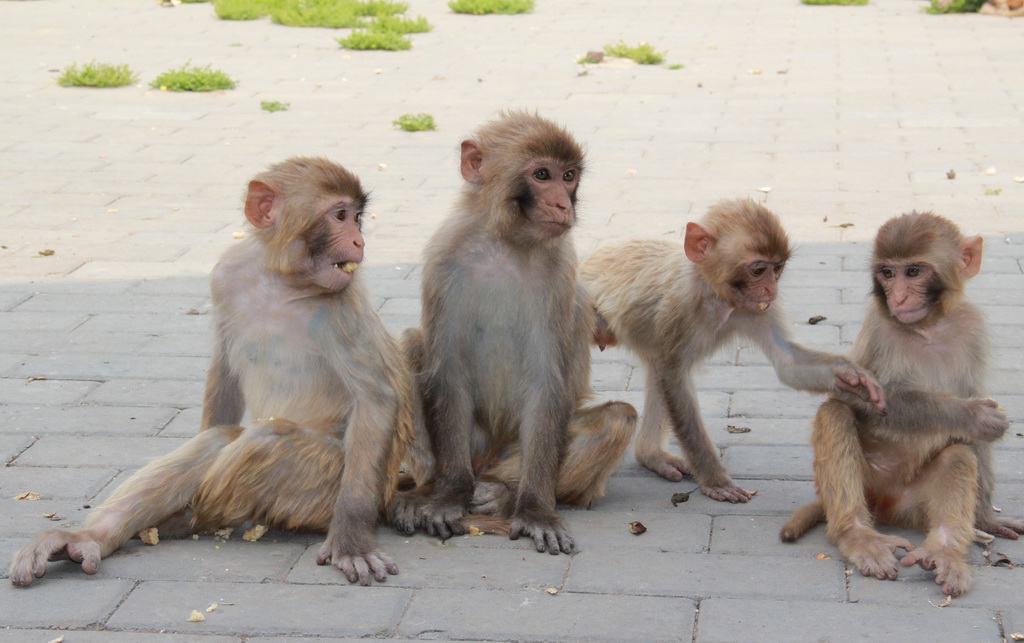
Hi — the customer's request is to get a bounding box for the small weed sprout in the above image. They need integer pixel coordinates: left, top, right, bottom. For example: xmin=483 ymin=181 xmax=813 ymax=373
xmin=58 ymin=61 xmax=138 ymax=88
xmin=667 ymin=63 xmax=684 ymax=70
xmin=339 ymin=30 xmax=412 ymax=50
xmin=801 ymin=0 xmax=868 ymax=5
xmin=448 ymin=0 xmax=534 ymax=14
xmin=603 ymin=41 xmax=666 ymax=65
xmin=393 ymin=113 xmax=437 ymax=132
xmin=261 ymin=100 xmax=290 ymax=112
xmin=151 ymin=63 xmax=236 ymax=92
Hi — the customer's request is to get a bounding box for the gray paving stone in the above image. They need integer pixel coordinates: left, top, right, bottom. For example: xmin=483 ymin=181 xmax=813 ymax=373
xmin=0 ymin=578 xmax=135 ymax=629
xmin=696 ymin=597 xmax=999 ymax=642
xmin=723 ymin=445 xmax=814 ymax=481
xmin=0 ymin=378 xmax=99 ymax=406
xmin=84 ymin=379 xmax=205 ymax=408
xmin=0 ymin=465 xmax=116 ymax=501
xmin=13 ymin=435 xmax=189 ymax=468
xmin=0 ymin=630 xmax=240 ymax=643
xmin=1 ymin=404 xmax=178 ymax=436
xmin=106 ymin=581 xmax=411 ymax=638
xmin=568 ymin=551 xmax=845 ymax=601
xmin=398 ymin=588 xmax=696 ymax=641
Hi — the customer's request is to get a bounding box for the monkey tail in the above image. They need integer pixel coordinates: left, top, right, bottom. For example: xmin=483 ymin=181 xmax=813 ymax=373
xmin=460 ymin=513 xmax=511 ymax=537
xmin=779 ymin=500 xmax=825 ymax=542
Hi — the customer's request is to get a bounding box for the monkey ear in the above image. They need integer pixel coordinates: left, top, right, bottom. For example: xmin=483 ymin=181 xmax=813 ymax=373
xmin=244 ymin=180 xmax=278 ymax=229
xmin=460 ymin=140 xmax=485 ymax=184
xmin=959 ymin=235 xmax=983 ymax=279
xmin=683 ymin=222 xmax=715 ymax=264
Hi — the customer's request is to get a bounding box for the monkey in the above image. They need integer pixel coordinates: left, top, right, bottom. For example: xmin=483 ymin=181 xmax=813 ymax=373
xmin=389 ymin=111 xmax=638 ymax=555
xmin=779 ymin=211 xmax=1023 ymax=597
xmin=579 ymin=199 xmax=886 ymax=503
xmin=9 ymin=157 xmax=413 ymax=587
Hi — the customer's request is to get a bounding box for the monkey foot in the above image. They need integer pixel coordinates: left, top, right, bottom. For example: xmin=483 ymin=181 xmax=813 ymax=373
xmin=470 ymin=480 xmax=515 ymax=518
xmin=9 ymin=529 xmax=105 ymax=587
xmin=636 ymin=449 xmax=690 ymax=483
xmin=390 ymin=488 xmax=469 ymax=540
xmin=977 ymin=515 xmax=1024 ymax=541
xmin=316 ymin=540 xmax=399 ymax=586
xmin=901 ymin=548 xmax=973 ymax=597
xmin=700 ymin=481 xmax=754 ymax=503
xmin=842 ymin=530 xmax=914 ymax=581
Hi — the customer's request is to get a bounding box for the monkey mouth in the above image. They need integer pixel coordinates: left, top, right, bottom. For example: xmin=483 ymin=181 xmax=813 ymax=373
xmin=334 ymin=261 xmax=359 ymax=273
xmin=757 ymin=302 xmax=770 ymax=312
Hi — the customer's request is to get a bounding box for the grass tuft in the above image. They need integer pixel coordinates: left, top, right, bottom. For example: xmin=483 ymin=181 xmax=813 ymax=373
xmin=261 ymin=100 xmax=290 ymax=112
xmin=603 ymin=41 xmax=666 ymax=65
xmin=339 ymin=29 xmax=412 ymax=50
xmin=393 ymin=113 xmax=436 ymax=131
xmin=448 ymin=0 xmax=533 ymax=14
xmin=151 ymin=63 xmax=236 ymax=92
xmin=925 ymin=0 xmax=985 ymax=12
xmin=58 ymin=61 xmax=138 ymax=88
xmin=801 ymin=0 xmax=869 ymax=5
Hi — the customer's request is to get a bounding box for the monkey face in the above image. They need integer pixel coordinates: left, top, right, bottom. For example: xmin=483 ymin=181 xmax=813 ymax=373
xmin=517 ymin=161 xmax=580 ymax=240
xmin=874 ymin=262 xmax=937 ymax=325
xmin=728 ymin=260 xmax=784 ymax=312
xmin=304 ymin=197 xmax=365 ymax=292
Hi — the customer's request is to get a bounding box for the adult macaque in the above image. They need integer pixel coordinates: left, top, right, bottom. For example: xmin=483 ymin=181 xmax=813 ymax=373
xmin=580 ymin=200 xmax=885 ymax=502
xmin=390 ymin=112 xmax=637 ymax=554
xmin=10 ymin=157 xmax=412 ymax=587
xmin=780 ymin=212 xmax=1022 ymax=597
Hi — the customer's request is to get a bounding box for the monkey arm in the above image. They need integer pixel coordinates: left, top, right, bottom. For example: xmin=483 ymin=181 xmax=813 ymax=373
xmin=831 ymin=387 xmax=1008 ymax=443
xmin=200 ymin=339 xmax=244 ymax=429
xmin=754 ymin=323 xmax=886 ymax=413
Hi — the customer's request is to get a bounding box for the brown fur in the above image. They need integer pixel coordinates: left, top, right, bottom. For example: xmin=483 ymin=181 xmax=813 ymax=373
xmin=390 ymin=112 xmax=637 ymax=554
xmin=9 ymin=157 xmax=414 ymax=588
xmin=580 ymin=199 xmax=884 ymax=503
xmin=780 ymin=211 xmax=1022 ymax=597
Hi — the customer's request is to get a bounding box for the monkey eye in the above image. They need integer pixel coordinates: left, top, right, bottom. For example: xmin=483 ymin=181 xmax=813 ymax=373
xmin=562 ymin=170 xmax=576 ymax=182
xmin=773 ymin=263 xmax=784 ymax=275
xmin=879 ymin=267 xmax=895 ymax=279
xmin=334 ymin=208 xmax=348 ymax=221
xmin=906 ymin=266 xmax=921 ymax=278
xmin=533 ymin=168 xmax=551 ymax=181
xmin=750 ymin=265 xmax=767 ymax=277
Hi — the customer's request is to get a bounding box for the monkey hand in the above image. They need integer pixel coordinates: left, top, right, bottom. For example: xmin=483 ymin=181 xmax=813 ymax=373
xmin=839 ymin=528 xmax=914 ymax=582
xmin=315 ymin=529 xmax=399 ymax=586
xmin=976 ymin=513 xmax=1024 ymax=541
xmin=832 ymin=364 xmax=886 ymax=415
xmin=900 ymin=547 xmax=973 ymax=597
xmin=509 ymin=508 xmax=575 ymax=555
xmin=700 ymin=480 xmax=755 ymax=503
xmin=470 ymin=480 xmax=516 ymax=517
xmin=967 ymin=398 xmax=1009 ymax=442
xmin=9 ymin=529 xmax=104 ymax=587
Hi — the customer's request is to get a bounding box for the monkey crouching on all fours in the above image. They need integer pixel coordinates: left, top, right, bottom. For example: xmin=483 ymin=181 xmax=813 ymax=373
xmin=10 ymin=157 xmax=414 ymax=588
xmin=779 ymin=211 xmax=1023 ymax=597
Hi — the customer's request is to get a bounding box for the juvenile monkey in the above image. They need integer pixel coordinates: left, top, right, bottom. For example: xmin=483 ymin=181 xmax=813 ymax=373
xmin=580 ymin=199 xmax=885 ymax=502
xmin=780 ymin=212 xmax=1022 ymax=597
xmin=391 ymin=112 xmax=637 ymax=554
xmin=10 ymin=157 xmax=413 ymax=587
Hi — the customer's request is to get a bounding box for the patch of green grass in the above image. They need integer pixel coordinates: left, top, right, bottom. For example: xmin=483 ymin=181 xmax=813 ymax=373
xmin=448 ymin=0 xmax=533 ymax=14
xmin=212 ymin=0 xmax=272 ymax=20
xmin=926 ymin=0 xmax=984 ymax=12
xmin=339 ymin=29 xmax=412 ymax=50
xmin=151 ymin=63 xmax=236 ymax=92
xmin=212 ymin=0 xmax=412 ymax=25
xmin=667 ymin=63 xmax=684 ymax=70
xmin=393 ymin=113 xmax=436 ymax=131
xmin=261 ymin=100 xmax=290 ymax=112
xmin=373 ymin=14 xmax=432 ymax=33
xmin=603 ymin=41 xmax=666 ymax=65
xmin=58 ymin=61 xmax=138 ymax=88
xmin=801 ymin=0 xmax=868 ymax=5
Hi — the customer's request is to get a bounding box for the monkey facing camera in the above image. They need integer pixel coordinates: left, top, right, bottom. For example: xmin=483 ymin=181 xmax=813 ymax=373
xmin=780 ymin=211 xmax=1024 ymax=597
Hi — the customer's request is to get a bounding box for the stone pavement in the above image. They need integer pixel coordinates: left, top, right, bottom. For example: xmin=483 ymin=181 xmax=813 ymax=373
xmin=1 ymin=0 xmax=1022 ymax=640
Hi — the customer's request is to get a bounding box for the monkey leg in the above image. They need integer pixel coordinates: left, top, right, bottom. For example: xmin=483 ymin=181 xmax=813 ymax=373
xmin=9 ymin=425 xmax=243 ymax=587
xmin=192 ymin=419 xmax=344 ymax=533
xmin=893 ymin=445 xmax=978 ymax=597
xmin=470 ymin=401 xmax=636 ymax=514
xmin=812 ymin=400 xmax=914 ymax=581
xmin=780 ymin=500 xmax=826 ymax=543
xmin=634 ymin=366 xmax=688 ymax=482
xmin=557 ymin=401 xmax=637 ymax=507
xmin=972 ymin=443 xmax=1024 ymax=540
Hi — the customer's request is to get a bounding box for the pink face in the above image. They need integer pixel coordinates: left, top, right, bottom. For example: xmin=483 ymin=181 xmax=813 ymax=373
xmin=876 ymin=262 xmax=935 ymax=324
xmin=307 ymin=196 xmax=365 ymax=292
xmin=522 ymin=160 xmax=580 ymax=239
xmin=732 ymin=260 xmax=785 ymax=313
